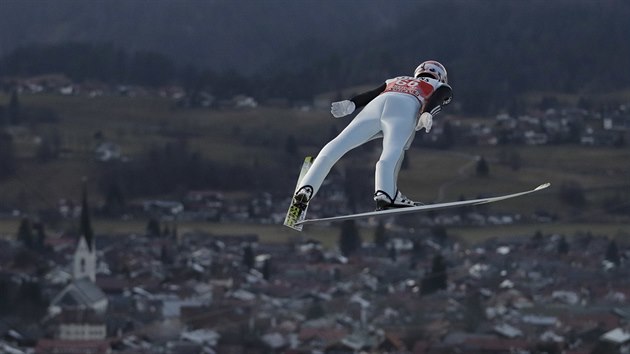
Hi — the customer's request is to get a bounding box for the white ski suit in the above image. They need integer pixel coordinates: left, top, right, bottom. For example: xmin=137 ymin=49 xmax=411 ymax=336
xmin=299 ymin=75 xmax=452 ymax=202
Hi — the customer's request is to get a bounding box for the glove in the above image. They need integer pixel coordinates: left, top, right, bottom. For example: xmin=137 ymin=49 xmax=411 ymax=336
xmin=416 ymin=112 xmax=433 ymax=132
xmin=331 ymin=100 xmax=356 ymax=118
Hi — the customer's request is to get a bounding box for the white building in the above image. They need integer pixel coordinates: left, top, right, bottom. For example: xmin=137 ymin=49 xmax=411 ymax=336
xmin=56 ymin=310 xmax=107 ymax=340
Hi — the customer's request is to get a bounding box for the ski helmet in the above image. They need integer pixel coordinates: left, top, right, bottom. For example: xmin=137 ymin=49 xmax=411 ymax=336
xmin=414 ymin=60 xmax=448 ymax=84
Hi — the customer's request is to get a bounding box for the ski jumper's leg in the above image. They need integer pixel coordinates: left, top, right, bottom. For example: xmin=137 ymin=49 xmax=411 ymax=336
xmin=375 ymin=94 xmax=420 ymax=197
xmin=391 ymin=127 xmax=417 ymax=188
xmin=298 ymin=99 xmax=385 ymax=197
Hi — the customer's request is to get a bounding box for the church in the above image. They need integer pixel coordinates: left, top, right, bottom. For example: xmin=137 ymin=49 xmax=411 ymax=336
xmin=47 ymin=181 xmax=108 ymax=341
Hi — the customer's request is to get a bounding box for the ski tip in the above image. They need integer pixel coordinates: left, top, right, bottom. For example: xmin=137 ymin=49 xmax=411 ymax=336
xmin=535 ymin=182 xmax=551 ymax=191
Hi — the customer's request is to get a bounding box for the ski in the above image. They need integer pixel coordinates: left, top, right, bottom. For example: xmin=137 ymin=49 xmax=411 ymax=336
xmin=283 ymin=156 xmax=314 ymax=231
xmin=295 ymin=183 xmax=550 ymax=227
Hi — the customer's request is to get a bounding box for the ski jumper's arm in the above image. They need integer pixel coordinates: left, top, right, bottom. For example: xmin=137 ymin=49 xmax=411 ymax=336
xmin=422 ymin=84 xmax=453 ymax=116
xmin=350 ymin=83 xmax=387 ymax=108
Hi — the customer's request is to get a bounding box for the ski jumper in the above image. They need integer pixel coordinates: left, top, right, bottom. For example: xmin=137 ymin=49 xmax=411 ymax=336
xmin=298 ymin=76 xmax=453 ymax=200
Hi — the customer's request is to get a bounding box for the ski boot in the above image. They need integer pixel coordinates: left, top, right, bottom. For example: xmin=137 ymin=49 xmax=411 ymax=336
xmin=374 ymin=190 xmax=423 ymax=211
xmin=293 ymin=185 xmax=313 ymax=211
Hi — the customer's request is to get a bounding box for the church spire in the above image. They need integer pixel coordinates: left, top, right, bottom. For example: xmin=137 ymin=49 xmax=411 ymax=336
xmin=80 ymin=177 xmax=94 ymax=252
xmin=74 ymin=177 xmax=96 ymax=281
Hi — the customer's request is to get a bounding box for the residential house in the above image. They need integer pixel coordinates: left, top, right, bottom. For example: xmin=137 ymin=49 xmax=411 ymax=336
xmin=53 ymin=309 xmax=107 ymax=341
xmin=35 ymin=339 xmax=110 ymax=354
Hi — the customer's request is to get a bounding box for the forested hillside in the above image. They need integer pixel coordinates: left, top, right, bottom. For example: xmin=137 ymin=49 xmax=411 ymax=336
xmin=1 ymin=0 xmax=629 ymax=114
xmin=0 ymin=0 xmax=413 ymax=72
xmin=277 ymin=1 xmax=630 ymax=114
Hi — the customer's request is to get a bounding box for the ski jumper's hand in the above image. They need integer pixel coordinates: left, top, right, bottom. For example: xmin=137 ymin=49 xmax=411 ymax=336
xmin=416 ymin=112 xmax=433 ymax=132
xmin=331 ymin=100 xmax=356 ymax=118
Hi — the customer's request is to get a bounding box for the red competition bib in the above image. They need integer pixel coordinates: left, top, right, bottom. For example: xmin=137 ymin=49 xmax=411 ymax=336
xmin=382 ymin=77 xmax=435 ymax=102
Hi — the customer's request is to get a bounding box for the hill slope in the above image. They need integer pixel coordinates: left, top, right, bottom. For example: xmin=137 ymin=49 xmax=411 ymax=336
xmin=0 ymin=0 xmax=416 ymax=73
xmin=1 ymin=1 xmax=629 ymax=114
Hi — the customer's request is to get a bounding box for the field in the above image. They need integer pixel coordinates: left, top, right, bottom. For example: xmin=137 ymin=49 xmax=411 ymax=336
xmin=1 ymin=93 xmax=629 ymax=245
xmin=0 ymin=93 xmax=341 ymax=205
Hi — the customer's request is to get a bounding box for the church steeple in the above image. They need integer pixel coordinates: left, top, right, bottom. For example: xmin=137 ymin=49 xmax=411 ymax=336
xmin=74 ymin=178 xmax=96 ymax=281
xmin=80 ymin=178 xmax=94 ymax=252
